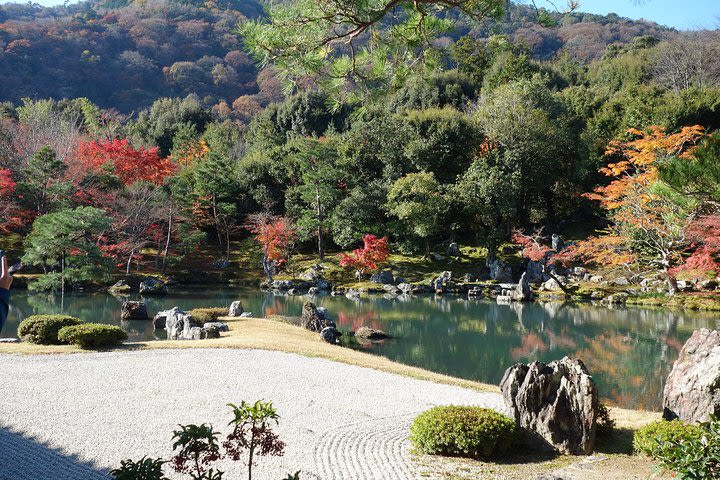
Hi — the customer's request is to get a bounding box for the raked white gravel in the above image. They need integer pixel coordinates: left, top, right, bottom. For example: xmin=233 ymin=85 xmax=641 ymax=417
xmin=0 ymin=349 xmax=506 ymax=480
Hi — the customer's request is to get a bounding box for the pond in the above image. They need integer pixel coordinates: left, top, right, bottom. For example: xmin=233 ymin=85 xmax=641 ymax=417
xmin=3 ymin=287 xmax=716 ymax=411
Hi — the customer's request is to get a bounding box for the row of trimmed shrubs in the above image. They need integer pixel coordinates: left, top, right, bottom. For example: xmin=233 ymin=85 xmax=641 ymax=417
xmin=18 ymin=315 xmax=127 ymax=349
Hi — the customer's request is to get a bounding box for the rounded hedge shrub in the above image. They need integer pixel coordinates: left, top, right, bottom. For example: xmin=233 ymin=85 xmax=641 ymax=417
xmin=18 ymin=315 xmax=84 ymax=344
xmin=58 ymin=324 xmax=128 ymax=349
xmin=188 ymin=307 xmax=228 ymax=325
xmin=410 ymin=406 xmax=517 ymax=458
xmin=633 ymin=419 xmax=705 ymax=457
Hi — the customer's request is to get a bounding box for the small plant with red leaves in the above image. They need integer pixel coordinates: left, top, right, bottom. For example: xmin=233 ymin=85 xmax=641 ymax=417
xmin=170 ymin=424 xmax=224 ymax=480
xmin=224 ymin=400 xmax=286 ymax=480
xmin=339 ymin=235 xmax=390 ymax=275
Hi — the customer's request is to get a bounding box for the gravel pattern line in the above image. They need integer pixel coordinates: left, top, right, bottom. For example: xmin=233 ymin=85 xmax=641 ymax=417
xmin=0 ymin=349 xmax=505 ymax=479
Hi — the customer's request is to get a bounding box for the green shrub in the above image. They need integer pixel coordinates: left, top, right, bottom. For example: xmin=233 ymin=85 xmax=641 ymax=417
xmin=410 ymin=406 xmax=517 ymax=458
xmin=633 ymin=419 xmax=705 ymax=457
xmin=596 ymin=402 xmax=616 ymax=439
xmin=188 ymin=307 xmax=228 ymax=325
xmin=18 ymin=315 xmax=84 ymax=344
xmin=651 ymin=416 xmax=720 ymax=479
xmin=111 ymin=457 xmax=167 ymax=480
xmin=58 ymin=323 xmax=128 ymax=349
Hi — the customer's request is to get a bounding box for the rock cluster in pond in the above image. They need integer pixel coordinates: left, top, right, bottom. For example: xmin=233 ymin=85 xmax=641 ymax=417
xmin=663 ymin=328 xmax=720 ymax=423
xmin=153 ymin=307 xmax=225 ymax=340
xmin=120 ymin=301 xmax=148 ymax=320
xmin=500 ymin=356 xmax=599 ymax=455
xmin=261 ymin=273 xmax=332 ymax=294
xmin=301 ymin=301 xmax=341 ymax=344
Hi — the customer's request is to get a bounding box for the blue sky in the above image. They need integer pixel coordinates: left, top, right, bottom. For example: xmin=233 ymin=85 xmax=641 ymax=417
xmin=539 ymin=0 xmax=718 ymax=30
xmin=10 ymin=0 xmax=720 ymax=31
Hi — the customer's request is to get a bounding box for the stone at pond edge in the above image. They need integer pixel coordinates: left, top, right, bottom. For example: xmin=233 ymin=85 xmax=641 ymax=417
xmin=500 ymin=356 xmax=598 ymax=455
xmin=319 ymin=326 xmax=342 ymax=344
xmin=139 ymin=277 xmax=168 ymax=295
xmin=109 ymin=280 xmax=132 ymax=293
xmin=663 ymin=328 xmax=720 ymax=423
xmin=301 ymin=301 xmax=332 ymax=332
xmin=355 ymin=326 xmax=388 ymax=340
xmin=370 ymin=270 xmax=394 ymax=285
xmin=121 ymin=301 xmax=148 ymax=320
xmin=228 ymin=301 xmax=243 ymax=317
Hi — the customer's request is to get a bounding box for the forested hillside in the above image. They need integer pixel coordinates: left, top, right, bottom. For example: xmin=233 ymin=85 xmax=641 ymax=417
xmin=2 ymin=0 xmax=720 ymax=294
xmin=0 ymin=0 xmax=673 ymax=112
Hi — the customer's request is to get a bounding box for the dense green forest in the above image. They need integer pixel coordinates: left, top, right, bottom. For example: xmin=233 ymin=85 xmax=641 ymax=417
xmin=0 ymin=0 xmax=673 ymax=112
xmin=2 ymin=0 xmax=720 ymax=292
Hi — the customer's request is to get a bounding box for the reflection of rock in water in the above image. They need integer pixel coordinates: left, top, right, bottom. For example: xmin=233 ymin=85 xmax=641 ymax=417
xmin=541 ymin=301 xmax=563 ymax=319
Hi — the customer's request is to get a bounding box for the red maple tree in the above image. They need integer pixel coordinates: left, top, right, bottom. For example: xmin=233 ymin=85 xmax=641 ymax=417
xmin=339 ymin=235 xmax=390 ymax=275
xmin=76 ymin=138 xmax=174 ymax=185
xmin=0 ymin=169 xmax=25 ymax=232
xmin=247 ymin=214 xmax=296 ymax=280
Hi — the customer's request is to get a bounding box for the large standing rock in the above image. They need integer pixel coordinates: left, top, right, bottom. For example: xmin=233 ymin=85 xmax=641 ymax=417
xmin=157 ymin=307 xmax=198 ymax=339
xmin=228 ymin=301 xmax=244 ymax=317
xmin=663 ymin=328 xmax=720 ymax=423
xmin=301 ymin=301 xmax=332 ymax=332
xmin=121 ymin=301 xmax=148 ymax=320
xmin=500 ymin=357 xmax=599 ymax=455
xmin=139 ymin=277 xmax=168 ymax=295
xmin=370 ymin=270 xmax=394 ymax=284
xmin=489 ymin=259 xmax=513 ymax=283
xmin=433 ymin=271 xmax=453 ymax=291
xmin=512 ymin=272 xmax=533 ymax=302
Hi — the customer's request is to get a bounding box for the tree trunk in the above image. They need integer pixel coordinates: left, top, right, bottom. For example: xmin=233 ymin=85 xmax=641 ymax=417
xmin=126 ymin=249 xmax=133 ymax=275
xmin=161 ymin=206 xmax=173 ymax=274
xmin=61 ymin=251 xmax=66 ymax=297
xmin=665 ymin=267 xmax=679 ymax=296
xmin=316 ymin=189 xmax=324 ymax=260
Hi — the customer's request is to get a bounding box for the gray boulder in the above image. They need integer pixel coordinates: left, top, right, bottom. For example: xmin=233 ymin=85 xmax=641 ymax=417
xmin=500 ymin=357 xmax=599 ymax=455
xmin=139 ymin=277 xmax=168 ymax=295
xmin=383 ymin=284 xmax=401 ymax=295
xmin=433 ymin=271 xmax=453 ymax=291
xmin=301 ymin=301 xmax=331 ymax=332
xmin=355 ymin=326 xmax=389 ymax=340
xmin=228 ymin=301 xmax=243 ymax=317
xmin=611 ymin=277 xmax=630 ymax=287
xmin=315 ymin=278 xmax=332 ymax=290
xmin=239 ymin=312 xmax=253 ymax=318
xmin=397 ymin=283 xmax=414 ymax=294
xmin=525 ymin=261 xmax=545 ymax=284
xmin=600 ymin=293 xmax=628 ymax=305
xmin=319 ymin=326 xmax=342 ymax=344
xmin=512 ymin=272 xmax=533 ymax=302
xmin=308 ymin=287 xmax=320 ymax=295
xmin=543 ymin=278 xmax=564 ymax=292
xmin=370 ymin=270 xmax=394 ymax=284
xmin=159 ymin=308 xmax=197 ymax=340
xmin=489 ymin=259 xmax=513 ymax=283
xmin=203 ymin=322 xmax=229 ymax=332
xmin=663 ymin=329 xmax=720 ymax=423
xmin=121 ymin=301 xmax=148 ymax=320
xmin=109 ymin=280 xmax=132 ymax=294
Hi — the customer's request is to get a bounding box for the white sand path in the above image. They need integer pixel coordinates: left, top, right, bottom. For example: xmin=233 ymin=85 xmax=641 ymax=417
xmin=0 ymin=349 xmax=506 ymax=480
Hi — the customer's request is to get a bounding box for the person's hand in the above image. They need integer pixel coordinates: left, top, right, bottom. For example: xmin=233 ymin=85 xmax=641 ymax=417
xmin=0 ymin=255 xmax=12 ymax=290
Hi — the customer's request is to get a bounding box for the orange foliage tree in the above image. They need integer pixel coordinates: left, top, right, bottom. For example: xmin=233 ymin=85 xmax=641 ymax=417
xmin=76 ymin=139 xmax=174 ymax=185
xmin=0 ymin=169 xmax=24 ymax=232
xmin=576 ymin=125 xmax=706 ymax=294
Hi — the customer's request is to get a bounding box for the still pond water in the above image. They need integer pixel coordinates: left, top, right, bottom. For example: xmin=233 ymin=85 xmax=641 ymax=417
xmin=4 ymin=287 xmax=716 ymax=411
